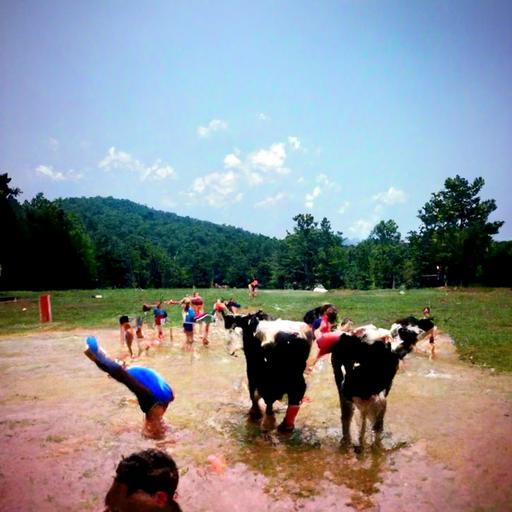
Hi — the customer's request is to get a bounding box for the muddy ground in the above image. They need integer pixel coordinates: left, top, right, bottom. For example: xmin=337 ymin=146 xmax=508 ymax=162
xmin=0 ymin=323 xmax=511 ymax=511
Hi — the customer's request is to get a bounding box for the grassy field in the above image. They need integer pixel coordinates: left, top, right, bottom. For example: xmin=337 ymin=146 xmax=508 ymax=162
xmin=0 ymin=287 xmax=511 ymax=372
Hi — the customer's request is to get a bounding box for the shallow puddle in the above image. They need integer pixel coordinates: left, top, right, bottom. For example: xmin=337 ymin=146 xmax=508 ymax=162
xmin=0 ymin=324 xmax=511 ymax=511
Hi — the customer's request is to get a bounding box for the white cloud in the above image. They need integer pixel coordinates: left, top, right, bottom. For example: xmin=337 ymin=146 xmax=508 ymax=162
xmin=220 ymin=140 xmax=292 ymax=189
xmin=197 ymin=119 xmax=228 ymax=138
xmin=316 ymin=173 xmax=333 ymax=186
xmin=188 ymin=171 xmax=242 ymax=207
xmin=349 ymin=219 xmax=375 ymax=239
xmin=99 ymin=147 xmax=176 ymax=182
xmin=35 ymin=165 xmax=83 ymax=181
xmin=373 ymin=186 xmax=406 ymax=205
xmin=257 ymin=113 xmax=270 ymax=121
xmin=141 ymin=161 xmax=175 ymax=181
xmin=254 ymin=192 xmax=286 ymax=208
xmin=288 ymin=136 xmax=301 ymax=151
xmin=224 ymin=153 xmax=242 ymax=169
xmin=249 ymin=143 xmax=287 ymax=173
xmin=246 ymin=171 xmax=264 ymax=186
xmin=305 ymin=185 xmax=322 ymax=209
xmin=338 ymin=201 xmax=350 ymax=214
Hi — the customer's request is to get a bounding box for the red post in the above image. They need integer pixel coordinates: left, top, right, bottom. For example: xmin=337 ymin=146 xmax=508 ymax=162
xmin=39 ymin=294 xmax=52 ymax=323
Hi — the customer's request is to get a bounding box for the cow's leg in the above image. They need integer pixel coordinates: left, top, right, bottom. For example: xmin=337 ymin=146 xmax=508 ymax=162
xmin=331 ymin=353 xmax=352 ymax=445
xmin=371 ymin=395 xmax=387 ymax=447
xmin=249 ymin=391 xmax=263 ymax=420
xmin=357 ymin=400 xmax=368 ymax=451
xmin=247 ymin=368 xmax=263 ymax=420
xmin=262 ymin=400 xmax=276 ymax=430
xmin=341 ymin=397 xmax=354 ymax=446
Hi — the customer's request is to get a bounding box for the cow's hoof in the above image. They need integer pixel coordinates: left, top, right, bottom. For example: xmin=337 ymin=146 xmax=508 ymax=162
xmin=339 ymin=438 xmax=351 ymax=452
xmin=249 ymin=409 xmax=263 ymax=421
xmin=261 ymin=414 xmax=276 ymax=431
xmin=277 ymin=422 xmax=294 ymax=434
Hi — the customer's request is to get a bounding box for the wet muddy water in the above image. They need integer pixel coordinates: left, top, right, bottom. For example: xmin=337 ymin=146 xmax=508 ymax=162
xmin=0 ymin=323 xmax=511 ymax=511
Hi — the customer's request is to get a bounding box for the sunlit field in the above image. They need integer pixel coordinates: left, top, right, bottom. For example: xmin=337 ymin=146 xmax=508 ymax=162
xmin=1 ymin=287 xmax=511 ymax=372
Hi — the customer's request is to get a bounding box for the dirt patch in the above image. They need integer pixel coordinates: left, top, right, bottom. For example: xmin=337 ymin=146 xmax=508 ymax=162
xmin=0 ymin=325 xmax=511 ymax=511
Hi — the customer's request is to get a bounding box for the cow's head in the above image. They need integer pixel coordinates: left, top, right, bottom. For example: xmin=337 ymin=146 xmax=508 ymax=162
xmin=391 ymin=316 xmax=436 ymax=358
xmin=224 ymin=311 xmax=272 ymax=355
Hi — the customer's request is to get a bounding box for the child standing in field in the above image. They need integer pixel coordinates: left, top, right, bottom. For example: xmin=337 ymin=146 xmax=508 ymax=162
xmin=248 ymin=277 xmax=259 ymax=299
xmin=120 ymin=315 xmax=149 ymax=359
xmin=314 ymin=306 xmax=338 ymax=340
xmin=182 ymin=299 xmax=196 ymax=351
xmin=191 ymin=292 xmax=210 ymax=346
xmin=423 ymin=306 xmax=436 ymax=359
xmin=153 ymin=302 xmax=168 ymax=344
xmin=119 ymin=315 xmax=136 ymax=359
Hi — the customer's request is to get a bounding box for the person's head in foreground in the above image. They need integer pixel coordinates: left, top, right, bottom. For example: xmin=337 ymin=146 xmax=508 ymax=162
xmin=104 ymin=449 xmax=182 ymax=512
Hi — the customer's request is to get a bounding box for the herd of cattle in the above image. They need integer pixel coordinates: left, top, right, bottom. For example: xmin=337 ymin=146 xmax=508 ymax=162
xmin=220 ymin=304 xmax=435 ymax=450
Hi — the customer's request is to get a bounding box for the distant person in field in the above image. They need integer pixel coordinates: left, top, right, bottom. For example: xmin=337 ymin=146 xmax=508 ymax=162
xmin=153 ymin=302 xmax=168 ymax=344
xmin=248 ymin=277 xmax=259 ymax=299
xmin=119 ymin=315 xmax=136 ymax=359
xmin=422 ymin=306 xmax=436 ymax=359
xmin=190 ymin=291 xmax=210 ymax=346
xmin=182 ymin=299 xmax=196 ymax=350
xmin=104 ymin=449 xmax=182 ymax=512
xmin=84 ymin=336 xmax=174 ymax=439
xmin=225 ymin=297 xmax=241 ymax=314
xmin=135 ymin=306 xmax=148 ymax=339
xmin=313 ymin=306 xmax=338 ymax=340
xmin=120 ymin=315 xmax=149 ymax=359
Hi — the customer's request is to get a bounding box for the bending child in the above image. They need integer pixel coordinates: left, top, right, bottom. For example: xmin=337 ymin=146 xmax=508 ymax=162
xmin=84 ymin=336 xmax=174 ymax=439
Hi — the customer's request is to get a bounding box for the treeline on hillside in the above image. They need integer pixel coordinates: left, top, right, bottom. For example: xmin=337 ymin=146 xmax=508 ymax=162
xmin=1 ymin=173 xmax=511 ymax=290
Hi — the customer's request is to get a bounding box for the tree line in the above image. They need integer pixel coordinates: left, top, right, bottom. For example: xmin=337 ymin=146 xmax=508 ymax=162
xmin=1 ymin=173 xmax=510 ymax=291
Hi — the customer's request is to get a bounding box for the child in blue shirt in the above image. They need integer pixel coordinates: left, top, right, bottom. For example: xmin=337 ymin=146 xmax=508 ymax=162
xmin=182 ymin=299 xmax=196 ymax=350
xmin=84 ymin=336 xmax=174 ymax=439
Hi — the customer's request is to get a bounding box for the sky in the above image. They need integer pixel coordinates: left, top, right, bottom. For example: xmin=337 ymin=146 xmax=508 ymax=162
xmin=1 ymin=0 xmax=511 ymax=241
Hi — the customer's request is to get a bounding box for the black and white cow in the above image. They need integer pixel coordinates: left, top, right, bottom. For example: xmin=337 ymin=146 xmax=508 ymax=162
xmin=328 ymin=316 xmax=435 ymax=450
xmin=223 ymin=311 xmax=313 ymax=432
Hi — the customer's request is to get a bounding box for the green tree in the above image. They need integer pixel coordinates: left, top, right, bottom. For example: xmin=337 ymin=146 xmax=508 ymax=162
xmin=276 ymin=214 xmax=319 ymax=289
xmin=367 ymin=220 xmax=404 ymax=288
xmin=314 ymin=218 xmax=346 ymax=288
xmin=24 ymin=194 xmax=97 ymax=289
xmin=0 ymin=173 xmax=26 ymax=289
xmin=413 ymin=175 xmax=503 ymax=285
xmin=481 ymin=241 xmax=512 ymax=287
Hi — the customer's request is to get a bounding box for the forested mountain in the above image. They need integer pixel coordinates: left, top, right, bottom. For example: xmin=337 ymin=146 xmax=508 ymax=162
xmin=58 ymin=196 xmax=279 ymax=288
xmin=1 ymin=173 xmax=510 ymax=291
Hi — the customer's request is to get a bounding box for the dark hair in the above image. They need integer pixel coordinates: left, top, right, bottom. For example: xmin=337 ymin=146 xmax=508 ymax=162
xmin=115 ymin=449 xmax=179 ymax=504
xmin=326 ymin=307 xmax=338 ymax=323
xmin=119 ymin=315 xmax=130 ymax=325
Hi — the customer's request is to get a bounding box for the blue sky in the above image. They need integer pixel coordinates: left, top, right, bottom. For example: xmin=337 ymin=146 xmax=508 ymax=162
xmin=1 ymin=0 xmax=511 ymax=241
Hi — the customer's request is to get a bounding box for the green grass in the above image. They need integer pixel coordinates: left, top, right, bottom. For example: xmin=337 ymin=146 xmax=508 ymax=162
xmin=1 ymin=287 xmax=511 ymax=372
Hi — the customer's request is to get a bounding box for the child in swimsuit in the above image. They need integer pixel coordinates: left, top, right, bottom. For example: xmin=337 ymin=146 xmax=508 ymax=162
xmin=119 ymin=315 xmax=135 ymax=358
xmin=182 ymin=300 xmax=196 ymax=350
xmin=84 ymin=336 xmax=174 ymax=439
